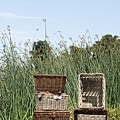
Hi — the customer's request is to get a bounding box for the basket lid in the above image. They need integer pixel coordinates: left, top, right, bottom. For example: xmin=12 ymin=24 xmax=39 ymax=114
xmin=34 ymin=74 xmax=67 ymax=78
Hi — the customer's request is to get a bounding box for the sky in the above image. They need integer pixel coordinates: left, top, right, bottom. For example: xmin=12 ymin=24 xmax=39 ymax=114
xmin=0 ymin=0 xmax=120 ymax=49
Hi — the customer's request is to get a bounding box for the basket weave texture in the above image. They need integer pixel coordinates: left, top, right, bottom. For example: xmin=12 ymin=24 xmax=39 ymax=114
xmin=77 ymin=114 xmax=106 ymax=120
xmin=34 ymin=111 xmax=70 ymax=120
xmin=34 ymin=74 xmax=67 ymax=94
xmin=78 ymin=73 xmax=106 ymax=109
xmin=35 ymin=92 xmax=68 ymax=111
xmin=73 ymin=108 xmax=108 ymax=120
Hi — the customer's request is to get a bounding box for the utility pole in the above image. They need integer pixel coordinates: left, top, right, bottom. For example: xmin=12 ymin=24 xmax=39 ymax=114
xmin=42 ymin=19 xmax=47 ymax=40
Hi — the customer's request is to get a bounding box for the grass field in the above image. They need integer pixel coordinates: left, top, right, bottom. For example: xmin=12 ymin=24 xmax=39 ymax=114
xmin=0 ymin=30 xmax=120 ymax=120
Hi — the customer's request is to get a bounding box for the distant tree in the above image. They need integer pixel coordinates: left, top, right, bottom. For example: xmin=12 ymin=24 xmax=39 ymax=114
xmin=91 ymin=34 xmax=120 ymax=57
xmin=30 ymin=40 xmax=52 ymax=61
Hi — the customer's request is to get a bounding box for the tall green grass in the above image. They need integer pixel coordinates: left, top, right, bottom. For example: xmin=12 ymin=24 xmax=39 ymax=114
xmin=0 ymin=30 xmax=36 ymax=120
xmin=0 ymin=29 xmax=120 ymax=119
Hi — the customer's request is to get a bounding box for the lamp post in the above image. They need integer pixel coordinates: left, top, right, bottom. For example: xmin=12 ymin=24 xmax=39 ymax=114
xmin=42 ymin=19 xmax=47 ymax=40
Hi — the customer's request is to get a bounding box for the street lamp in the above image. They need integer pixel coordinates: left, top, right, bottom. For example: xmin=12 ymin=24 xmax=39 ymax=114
xmin=42 ymin=19 xmax=47 ymax=40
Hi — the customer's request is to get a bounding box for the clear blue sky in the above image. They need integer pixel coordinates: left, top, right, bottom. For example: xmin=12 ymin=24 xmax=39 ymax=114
xmin=0 ymin=0 xmax=120 ymax=48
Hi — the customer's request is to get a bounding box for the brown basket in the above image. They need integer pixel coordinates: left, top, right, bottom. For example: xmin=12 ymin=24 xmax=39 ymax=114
xmin=34 ymin=111 xmax=70 ymax=120
xmin=35 ymin=92 xmax=68 ymax=111
xmin=34 ymin=74 xmax=67 ymax=94
xmin=78 ymin=73 xmax=106 ymax=109
xmin=73 ymin=108 xmax=109 ymax=120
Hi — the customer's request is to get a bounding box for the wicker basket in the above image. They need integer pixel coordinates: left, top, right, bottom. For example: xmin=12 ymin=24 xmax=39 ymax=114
xmin=34 ymin=74 xmax=67 ymax=94
xmin=35 ymin=92 xmax=68 ymax=111
xmin=73 ymin=108 xmax=109 ymax=120
xmin=34 ymin=111 xmax=70 ymax=120
xmin=78 ymin=73 xmax=106 ymax=109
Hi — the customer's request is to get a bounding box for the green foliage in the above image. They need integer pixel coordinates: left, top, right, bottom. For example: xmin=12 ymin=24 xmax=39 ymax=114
xmin=0 ymin=31 xmax=120 ymax=119
xmin=108 ymin=106 xmax=120 ymax=120
xmin=0 ymin=31 xmax=35 ymax=120
xmin=92 ymin=34 xmax=120 ymax=56
xmin=91 ymin=34 xmax=120 ymax=108
xmin=30 ymin=40 xmax=52 ymax=61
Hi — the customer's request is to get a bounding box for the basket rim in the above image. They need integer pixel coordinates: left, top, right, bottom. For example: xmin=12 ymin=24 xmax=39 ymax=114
xmin=34 ymin=110 xmax=70 ymax=113
xmin=79 ymin=73 xmax=104 ymax=76
xmin=35 ymin=92 xmax=68 ymax=96
xmin=73 ymin=108 xmax=108 ymax=115
xmin=35 ymin=92 xmax=68 ymax=100
xmin=34 ymin=74 xmax=67 ymax=78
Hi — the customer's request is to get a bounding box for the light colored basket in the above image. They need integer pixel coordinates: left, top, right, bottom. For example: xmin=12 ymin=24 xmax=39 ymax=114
xmin=78 ymin=73 xmax=106 ymax=109
xmin=34 ymin=111 xmax=70 ymax=120
xmin=73 ymin=108 xmax=108 ymax=120
xmin=35 ymin=92 xmax=68 ymax=111
xmin=77 ymin=114 xmax=106 ymax=120
xmin=34 ymin=74 xmax=67 ymax=94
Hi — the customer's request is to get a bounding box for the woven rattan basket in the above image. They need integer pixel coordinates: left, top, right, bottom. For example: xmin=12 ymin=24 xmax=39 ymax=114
xmin=73 ymin=108 xmax=109 ymax=120
xmin=34 ymin=111 xmax=70 ymax=120
xmin=35 ymin=92 xmax=68 ymax=111
xmin=34 ymin=74 xmax=67 ymax=94
xmin=78 ymin=73 xmax=106 ymax=109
